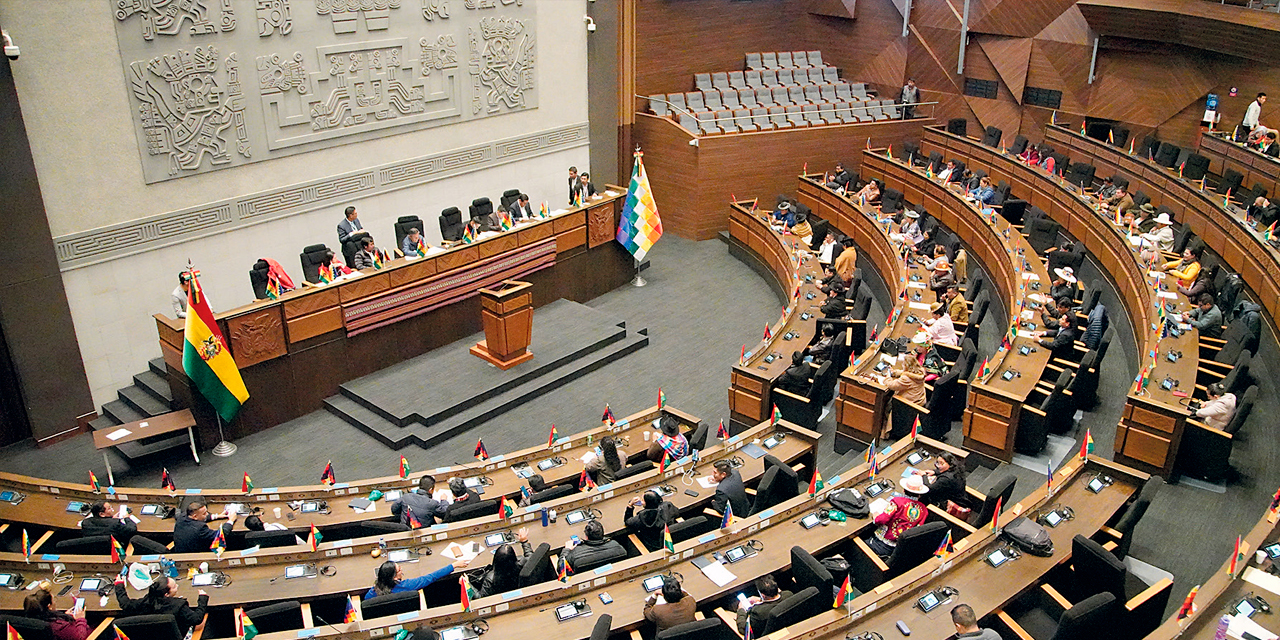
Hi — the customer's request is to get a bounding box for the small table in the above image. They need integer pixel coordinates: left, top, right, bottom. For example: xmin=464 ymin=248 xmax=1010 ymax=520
xmin=92 ymin=409 xmax=199 ymax=485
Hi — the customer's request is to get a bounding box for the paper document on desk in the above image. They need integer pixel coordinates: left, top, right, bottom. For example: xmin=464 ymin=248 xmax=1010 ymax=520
xmin=1022 ymin=272 xmax=1040 ymax=281
xmin=908 ymin=302 xmax=931 ymax=311
xmin=1147 ymin=271 xmax=1164 ymax=279
xmin=699 ymin=560 xmax=737 ymax=587
xmin=1227 ymin=613 xmax=1277 ymax=640
xmin=697 ymin=476 xmax=717 ymax=489
xmin=1244 ymin=567 xmax=1280 ymax=598
xmin=1157 ymin=291 xmax=1177 ymax=299
xmin=106 ymin=429 xmax=132 ymax=441
xmin=605 ymin=191 xmax=620 ymax=197
xmin=907 ymin=282 xmax=926 ymax=289
xmin=1021 ymin=310 xmax=1035 ymax=320
xmin=869 ymin=497 xmax=890 ymax=517
xmin=441 ymin=541 xmax=483 ymax=563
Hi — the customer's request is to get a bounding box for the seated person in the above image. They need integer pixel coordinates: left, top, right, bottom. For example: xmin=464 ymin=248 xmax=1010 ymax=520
xmin=1034 ymin=312 xmax=1077 ymax=361
xmin=1195 ymin=383 xmax=1237 ymax=431
xmin=113 ymin=576 xmax=208 ymax=638
xmin=625 ymin=490 xmax=680 ymax=552
xmin=876 ymin=354 xmax=927 ymax=406
xmin=923 ymin=302 xmax=959 ymax=347
xmin=921 ymin=245 xmax=948 ymax=271
xmin=854 ymin=180 xmax=881 ymax=206
xmin=825 ymin=162 xmax=852 ymax=191
xmin=1160 ymin=245 xmax=1202 ymax=288
xmin=477 ymin=208 xmax=504 ymax=232
xmin=320 ymin=249 xmax=354 ymax=278
xmin=735 ymin=575 xmax=792 ymax=636
xmin=508 ymin=193 xmax=534 ymax=220
xmin=1018 ymin=144 xmax=1041 ymax=166
xmin=242 ymin=515 xmax=302 ymax=546
xmin=461 ymin=218 xmax=484 ymax=240
xmin=966 ymin=176 xmax=996 ymax=204
xmin=646 ymin=415 xmax=690 ymax=463
xmin=584 ymin=436 xmax=625 ymax=485
xmin=951 ymin=603 xmax=1003 ymax=640
xmin=833 ymin=239 xmax=858 ymax=283
xmin=1040 ymin=297 xmax=1074 ymax=334
xmin=1182 ymin=293 xmax=1224 ymax=339
xmin=928 ymin=258 xmax=955 ymax=297
xmin=1137 ymin=213 xmax=1175 ymax=262
xmin=790 ymin=211 xmax=813 ymax=240
xmin=1094 ymin=175 xmax=1117 ymax=200
xmin=172 ymin=501 xmax=236 ymax=554
xmin=1179 ymin=265 xmax=1216 ymax=300
xmin=816 ymin=232 xmax=840 ymax=264
xmin=576 ymin=173 xmax=598 ymax=200
xmin=391 ymin=475 xmax=448 ymax=526
xmin=914 ymin=452 xmax=966 ymax=508
xmin=352 ymin=236 xmax=384 ymax=270
xmin=804 ymin=324 xmax=838 ymax=364
xmin=710 ymin=459 xmax=751 ymax=516
xmin=402 ymin=227 xmax=428 ymax=257
xmin=366 ymin=557 xmax=469 ymax=600
xmin=945 ymin=284 xmax=969 ymax=324
xmin=914 ymin=225 xmax=942 ymax=257
xmin=518 ymin=474 xmax=546 ymax=507
xmin=644 ymin=576 xmax=697 ymax=634
xmin=80 ymin=501 xmax=137 ymax=543
xmin=23 ymin=588 xmax=90 ymax=640
xmin=889 ymin=210 xmax=923 ymax=246
xmin=1258 ymin=131 xmax=1280 ymax=157
xmin=820 ymin=285 xmax=849 ymax=319
xmin=562 ymin=520 xmax=625 ymax=572
xmin=937 ymin=160 xmax=960 ymax=183
xmin=1248 ymin=195 xmax=1279 ymax=229
xmin=770 ymin=196 xmax=794 ymax=226
xmin=1103 ymin=185 xmax=1133 ymax=213
xmin=866 ymin=475 xmax=930 ymax=557
xmin=477 ymin=528 xmax=532 ymax=597
xmin=1049 ymin=267 xmax=1078 ymax=302
xmin=775 ymin=351 xmax=813 ymax=394
xmin=442 ymin=477 xmax=482 ymax=521
xmin=1124 ymin=202 xmax=1157 ymax=235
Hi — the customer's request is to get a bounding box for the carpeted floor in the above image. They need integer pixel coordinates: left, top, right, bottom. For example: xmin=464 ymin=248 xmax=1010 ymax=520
xmin=2 ymin=233 xmax=1277 ymax=619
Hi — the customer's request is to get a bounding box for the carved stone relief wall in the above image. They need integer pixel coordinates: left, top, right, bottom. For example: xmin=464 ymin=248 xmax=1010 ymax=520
xmin=112 ymin=0 xmax=537 ymax=184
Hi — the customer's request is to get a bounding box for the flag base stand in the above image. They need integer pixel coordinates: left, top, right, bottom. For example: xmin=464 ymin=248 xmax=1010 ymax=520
xmin=211 ymin=416 xmax=237 ymax=457
xmin=630 ymin=259 xmax=647 ymax=287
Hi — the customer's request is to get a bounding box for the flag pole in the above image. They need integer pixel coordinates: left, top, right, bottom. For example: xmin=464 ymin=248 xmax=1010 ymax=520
xmin=212 ymin=413 xmax=237 ymax=457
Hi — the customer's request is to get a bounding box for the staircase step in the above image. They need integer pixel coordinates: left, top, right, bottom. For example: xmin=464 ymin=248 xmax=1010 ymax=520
xmin=118 ymin=385 xmax=170 ymax=417
xmin=116 ymin=435 xmax=191 ymax=460
xmin=102 ymin=400 xmax=144 ymax=425
xmin=148 ymin=358 xmax=167 ymax=378
xmin=324 ymin=395 xmax=406 ymax=449
xmin=89 ymin=415 xmax=119 ymax=431
xmin=132 ymin=371 xmax=174 ymax=408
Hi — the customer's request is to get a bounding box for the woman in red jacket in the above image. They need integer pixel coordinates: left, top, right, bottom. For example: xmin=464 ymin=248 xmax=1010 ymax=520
xmin=23 ymin=589 xmax=90 ymax=640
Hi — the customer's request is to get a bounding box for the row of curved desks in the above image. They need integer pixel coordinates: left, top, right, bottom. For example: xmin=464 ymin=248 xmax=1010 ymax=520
xmin=150 ymin=191 xmax=632 ymax=442
xmin=922 ymin=126 xmax=1201 ymax=477
xmin=1200 ymin=132 xmax=1280 ymax=202
xmin=1044 ymin=124 xmax=1280 ymax=331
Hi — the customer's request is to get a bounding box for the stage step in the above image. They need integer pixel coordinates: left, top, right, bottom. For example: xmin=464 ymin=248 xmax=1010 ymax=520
xmin=93 ymin=361 xmax=184 ymax=462
xmin=132 ymin=370 xmax=174 ymax=408
xmin=119 ymin=385 xmax=169 ymax=417
xmin=148 ymin=357 xmax=167 ymax=377
xmin=326 ymin=327 xmax=650 ymax=450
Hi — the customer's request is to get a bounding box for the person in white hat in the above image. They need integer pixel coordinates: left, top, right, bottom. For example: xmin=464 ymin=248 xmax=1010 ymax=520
xmin=924 ymin=301 xmax=959 ymax=347
xmin=1050 ymin=267 xmax=1078 ymax=302
xmin=890 ymin=210 xmax=923 ymax=246
xmin=866 ymin=474 xmax=929 ymax=557
xmin=1138 ymin=212 xmax=1175 ymax=263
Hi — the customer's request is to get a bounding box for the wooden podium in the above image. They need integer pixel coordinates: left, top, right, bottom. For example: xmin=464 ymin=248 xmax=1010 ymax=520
xmin=470 ymin=280 xmax=535 ymax=370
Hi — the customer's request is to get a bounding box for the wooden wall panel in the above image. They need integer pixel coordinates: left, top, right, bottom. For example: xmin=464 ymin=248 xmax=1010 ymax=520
xmin=971 ymin=0 xmax=1079 ymax=38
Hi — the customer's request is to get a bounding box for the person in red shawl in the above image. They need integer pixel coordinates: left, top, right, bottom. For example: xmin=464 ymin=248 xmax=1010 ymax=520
xmin=866 ymin=474 xmax=929 ymax=557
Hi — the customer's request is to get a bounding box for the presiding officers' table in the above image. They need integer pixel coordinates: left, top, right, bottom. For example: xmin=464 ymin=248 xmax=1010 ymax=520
xmin=151 ymin=190 xmax=632 ymax=446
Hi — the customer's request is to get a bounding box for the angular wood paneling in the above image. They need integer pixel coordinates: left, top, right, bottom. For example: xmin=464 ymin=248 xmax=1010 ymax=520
xmin=971 ymin=0 xmax=1078 ymax=38
xmin=977 ymin=36 xmax=1032 ymax=101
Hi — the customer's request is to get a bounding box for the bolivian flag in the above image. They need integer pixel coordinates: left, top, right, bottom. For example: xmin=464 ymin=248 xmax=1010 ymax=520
xmin=183 ymin=270 xmax=249 ymax=422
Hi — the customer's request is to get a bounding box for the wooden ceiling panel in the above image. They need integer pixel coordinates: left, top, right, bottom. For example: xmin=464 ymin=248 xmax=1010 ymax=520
xmin=1086 ymin=49 xmax=1216 ymax=127
xmin=976 ymin=36 xmax=1033 ymax=102
xmin=1035 ymin=5 xmax=1092 ymax=45
xmin=1038 ymin=40 xmax=1093 ymax=112
xmin=970 ymin=0 xmax=1079 ymax=38
xmin=858 ymin=38 xmax=910 ymax=93
xmin=966 ymin=93 xmax=1024 ymax=142
xmin=806 ymin=0 xmax=857 ymax=19
xmin=1080 ymin=0 xmax=1280 ymax=64
xmin=911 ymin=0 xmax=963 ymax=30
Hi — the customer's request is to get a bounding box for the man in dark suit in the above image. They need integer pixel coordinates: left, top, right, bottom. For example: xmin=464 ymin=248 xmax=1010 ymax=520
xmin=710 ymin=460 xmax=750 ymax=516
xmin=352 ymin=236 xmax=382 ymax=270
xmin=1249 ymin=196 xmax=1279 ymax=228
xmin=573 ymin=172 xmax=598 ymax=203
xmin=774 ymin=351 xmax=813 ymax=394
xmin=173 ymin=501 xmax=236 ymax=554
xmin=1261 ymin=132 xmax=1280 ymax=157
xmin=80 ymin=501 xmax=137 ymax=543
xmin=443 ymin=477 xmax=483 ymax=522
xmin=736 ymin=575 xmax=792 ymax=635
xmin=568 ymin=166 xmax=579 ymax=205
xmin=337 ymin=206 xmax=367 ymax=244
xmin=508 ymin=193 xmax=534 ymax=220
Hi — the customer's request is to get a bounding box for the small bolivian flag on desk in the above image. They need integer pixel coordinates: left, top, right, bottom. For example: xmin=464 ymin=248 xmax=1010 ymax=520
xmin=182 ymin=267 xmax=249 ymax=422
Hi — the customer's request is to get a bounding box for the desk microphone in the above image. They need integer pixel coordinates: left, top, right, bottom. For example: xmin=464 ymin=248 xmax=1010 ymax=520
xmin=312 ymin=614 xmax=347 ymax=636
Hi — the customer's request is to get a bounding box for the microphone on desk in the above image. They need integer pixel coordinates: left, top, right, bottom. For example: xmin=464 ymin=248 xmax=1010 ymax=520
xmin=312 ymin=613 xmax=347 ymax=636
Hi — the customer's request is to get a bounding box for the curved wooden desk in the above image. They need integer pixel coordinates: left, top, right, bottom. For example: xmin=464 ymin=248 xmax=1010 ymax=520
xmin=151 ymin=191 xmax=632 ymax=442
xmin=1200 ymin=131 xmax=1280 ymax=201
xmin=923 ymin=127 xmax=1200 ymax=477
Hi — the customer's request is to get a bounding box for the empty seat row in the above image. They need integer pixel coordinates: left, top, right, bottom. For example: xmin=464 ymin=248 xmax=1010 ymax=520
xmin=745 ymin=50 xmax=824 ymax=70
xmin=651 ymin=84 xmax=872 ymax=116
xmin=675 ymin=101 xmax=897 ymax=135
xmin=695 ymin=68 xmax=846 ymax=92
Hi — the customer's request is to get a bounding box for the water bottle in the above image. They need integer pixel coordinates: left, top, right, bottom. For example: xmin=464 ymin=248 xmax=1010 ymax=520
xmin=378 ymin=537 xmax=387 ymax=551
xmin=1213 ymin=614 xmax=1230 ymax=640
xmin=161 ymin=556 xmax=177 ymax=579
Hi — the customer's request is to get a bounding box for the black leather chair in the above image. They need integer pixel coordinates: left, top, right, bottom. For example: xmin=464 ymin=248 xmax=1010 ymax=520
xmin=1098 ymin=475 xmax=1163 ymax=560
xmin=1066 ymin=350 xmax=1101 ymax=410
xmin=0 ymin=616 xmax=54 ymax=640
xmin=1217 ymin=351 xmax=1253 ymax=396
xmin=968 ymin=475 xmax=1015 ymax=528
xmin=590 ymin=614 xmax=613 ymax=640
xmin=1153 ymin=142 xmax=1180 ymax=168
xmin=1205 ymin=315 xmax=1260 ymax=366
xmin=1009 ymin=135 xmax=1029 ymax=156
xmin=1078 ymin=279 xmax=1101 ymax=316
xmin=129 ymin=535 xmax=169 ymax=555
xmin=362 ymin=591 xmax=421 ymax=618
xmin=1058 ymin=535 xmax=1171 ymax=639
xmin=1136 ymin=134 xmax=1159 ymax=160
xmin=1064 ymin=163 xmax=1095 ymax=189
xmin=570 ymin=543 xmax=628 ymax=573
xmin=360 ymin=521 xmax=412 ymax=537
xmin=1177 ymin=385 xmax=1255 ymax=483
xmin=1215 ymin=168 xmax=1244 ymax=196
xmin=688 ymin=422 xmax=711 ymax=451
xmin=340 ymin=236 xmax=360 ymax=271
xmin=947 ymin=118 xmax=967 ymax=136
xmin=518 ymin=543 xmax=554 ymax=586
xmin=1025 ymin=216 xmax=1061 ymax=254
xmin=881 ymin=188 xmax=904 ymax=214
xmin=54 ymin=535 xmax=112 ymax=554
xmin=903 ymin=141 xmax=923 ymax=165
xmin=964 ymin=271 xmax=986 ymax=303
xmin=1183 ymin=154 xmax=1209 ymax=182
xmin=394 ymin=215 xmax=424 ymax=252
xmin=1016 ymin=369 xmax=1073 ymax=454
xmin=772 ymin=360 xmax=830 ymax=430
xmin=439 ymin=207 xmax=464 ymax=241
xmin=249 ymin=259 xmax=271 ymax=299
xmin=749 ymin=464 xmax=800 ymax=516
xmin=850 ymin=285 xmax=873 ymax=320
xmin=791 ymin=546 xmax=836 ymax=594
xmin=114 ymin=615 xmax=198 ymax=640
xmin=1110 ymin=126 xmax=1130 ymax=148
xmin=1049 ymin=152 xmax=1070 ymax=177
xmin=981 ymin=126 xmax=1002 ymax=148
xmin=299 ymin=244 xmax=331 ymax=284
xmin=529 ymin=485 xmax=576 ymax=504
xmin=468 ymin=197 xmax=494 ymax=222
xmin=1000 ymin=199 xmax=1028 ymax=226
xmin=1046 ymin=241 xmax=1085 ymax=274
xmin=927 ymin=151 xmax=944 ymax=173
xmin=240 ymin=530 xmax=296 ymax=549
xmin=445 ymin=499 xmax=498 ymax=523
xmin=614 ymin=460 xmax=655 ymax=481
xmin=762 ymin=586 xmax=827 ymax=634
xmin=850 ymin=521 xmax=949 ymax=591
xmin=499 ymin=188 xmax=522 ymax=211
xmin=668 ymin=516 xmax=716 ymax=544
xmin=244 ymin=601 xmax=305 ymax=634
xmin=1000 ymin=592 xmax=1117 ymax=640
xmin=656 ymin=617 xmax=739 ymax=640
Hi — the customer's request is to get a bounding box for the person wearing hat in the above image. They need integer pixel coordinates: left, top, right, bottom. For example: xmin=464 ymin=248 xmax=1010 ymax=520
xmin=866 ymin=474 xmax=930 ymax=557
xmin=1050 ymin=267 xmax=1078 ymax=302
xmin=1103 ymin=184 xmax=1133 ymax=214
xmin=1160 ymin=245 xmax=1202 ymax=288
xmin=790 ymin=210 xmax=813 ymax=240
xmin=1138 ymin=212 xmax=1175 ymax=263
xmin=771 ymin=199 xmax=795 ymax=227
xmin=876 ymin=353 xmax=926 ymax=406
xmin=1124 ymin=202 xmax=1157 ymax=234
xmin=1095 ymin=175 xmax=1117 ymax=201
xmin=924 ymin=301 xmax=959 ymax=347
xmin=890 ymin=210 xmax=923 ymax=246
xmin=928 ymin=257 xmax=955 ymax=297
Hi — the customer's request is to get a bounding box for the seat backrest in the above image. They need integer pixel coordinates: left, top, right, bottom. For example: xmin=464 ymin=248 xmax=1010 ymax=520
xmin=299 ymin=243 xmax=330 ymax=283
xmin=688 ymin=422 xmax=710 ymax=451
xmin=729 ymin=71 xmax=747 ymax=88
xmin=745 ymin=70 xmax=762 ymax=87
xmin=668 ymin=92 xmax=686 ymax=110
xmin=711 ymin=72 xmax=729 ymax=89
xmin=55 ymin=535 xmax=111 ymax=554
xmin=822 ymin=67 xmax=839 ymax=83
xmin=499 ymin=189 xmax=521 ymax=211
xmin=668 ymin=516 xmax=715 ymax=543
xmin=244 ymin=601 xmax=303 ymax=634
xmin=469 ymin=197 xmax=493 ymax=219
xmin=788 ymin=86 xmax=805 ymax=104
xmin=249 ymin=260 xmax=270 ymax=299
xmin=760 ymin=70 xmax=779 ymax=86
xmin=807 ymin=51 xmax=823 ymax=66
xmin=529 ymin=484 xmax=576 ymax=504
xmin=245 ymin=530 xmax=299 ymax=548
xmin=128 ymin=535 xmax=169 ymax=555
xmin=1184 ymin=153 xmax=1210 ymax=181
xmin=678 ymin=113 xmax=699 ymax=133
xmin=1052 ymin=592 xmax=1117 ymax=640
xmin=752 ymin=108 xmax=770 ymax=128
xmin=1217 ymin=168 xmax=1244 ymax=195
xmin=685 ymin=91 xmax=705 ymax=111
xmin=1154 ymin=142 xmax=1180 ymax=167
xmin=361 ymin=520 xmax=412 ymax=537
xmin=769 ymin=106 xmax=789 ymax=127
xmin=394 ymin=215 xmax=423 ymax=250
xmin=762 ymin=52 xmax=778 ymax=69
xmin=615 ymin=460 xmax=655 ymax=481
xmin=975 ymin=475 xmax=1015 ymax=526
xmin=694 ymin=73 xmax=712 ymax=91
xmin=1220 ymin=350 xmax=1252 ymax=396
xmin=751 ymin=462 xmax=800 ymax=515
xmin=362 ymin=591 xmax=421 ymax=619
xmin=723 ymin=90 xmax=741 ymax=109
xmin=777 ymin=51 xmax=794 ymax=67
xmin=851 ymin=286 xmax=872 ymax=320
xmin=1225 ymin=385 xmax=1257 ymax=436
xmin=572 ymin=543 xmax=628 ymax=573
xmin=656 ymin=617 xmax=739 ymax=640
xmin=804 ymin=84 xmax=821 ymax=102
xmin=114 ymin=615 xmax=184 ymax=640
xmin=590 ymin=614 xmax=614 ymax=640
xmin=1070 ymin=535 xmax=1126 ymax=603
xmin=790 ymin=546 xmax=834 ymax=593
xmin=0 ymin=616 xmax=54 ymax=640
xmin=518 ymin=542 xmax=554 ymax=586
xmin=763 ymin=586 xmax=826 ymax=635
xmin=1010 ymin=135 xmax=1029 ymax=155
xmin=703 ymin=90 xmax=723 ymax=110
xmin=445 ymin=498 xmax=498 ymax=523
xmin=886 ymin=521 xmax=949 ymax=577
xmin=746 ymin=52 xmax=763 ymax=69
xmin=754 ymin=88 xmax=774 ymax=106
xmin=740 ymin=90 xmax=758 ymax=107
xmin=981 ymin=126 xmax=1002 ymax=147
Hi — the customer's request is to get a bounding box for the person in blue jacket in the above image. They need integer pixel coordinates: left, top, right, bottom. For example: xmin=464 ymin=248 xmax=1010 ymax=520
xmin=365 ymin=556 xmax=471 ymax=600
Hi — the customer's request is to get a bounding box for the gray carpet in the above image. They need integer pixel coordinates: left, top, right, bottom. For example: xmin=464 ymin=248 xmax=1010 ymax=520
xmin=3 ymin=233 xmax=1278 ymax=620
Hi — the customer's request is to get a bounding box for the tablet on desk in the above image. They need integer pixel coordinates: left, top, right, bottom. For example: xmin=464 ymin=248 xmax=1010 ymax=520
xmin=1042 ymin=510 xmax=1063 ymax=527
xmin=484 ymin=533 xmax=508 ymax=547
xmin=986 ymin=549 xmax=1011 ymax=567
xmin=763 ymin=436 xmax=781 ymax=449
xmin=66 ymin=501 xmax=87 ymax=513
xmin=1265 ymin=543 xmax=1280 ymax=559
xmin=1235 ymin=598 xmax=1257 ymax=618
xmin=383 ymin=490 xmax=402 ymax=502
xmin=725 ymin=545 xmax=754 ymax=563
xmin=284 ymin=565 xmax=315 ymax=579
xmin=555 ymin=603 xmax=582 ymax=622
xmin=0 ymin=573 xmax=19 ymax=589
xmin=140 ymin=504 xmax=161 ymax=516
xmin=916 ymin=591 xmax=942 ymax=613
xmin=191 ymin=573 xmax=217 ymax=587
xmin=1086 ymin=477 xmax=1107 ymax=493
xmin=565 ymin=511 xmax=588 ymax=525
xmin=78 ymin=578 xmax=104 ymax=592
xmin=441 ymin=627 xmax=480 ymax=640
xmin=906 ymin=451 xmax=930 ymax=466
xmin=300 ymin=502 xmax=321 ymax=513
xmin=537 ymin=459 xmax=558 ymax=471
xmin=800 ymin=513 xmax=822 ymax=529
xmin=388 ymin=549 xmax=418 ymax=563
xmin=464 ymin=477 xmax=482 ymax=489
xmin=865 ymin=482 xmax=889 ymax=498
xmin=0 ymin=491 xmax=15 ymax=502
xmin=643 ymin=575 xmax=666 ymax=592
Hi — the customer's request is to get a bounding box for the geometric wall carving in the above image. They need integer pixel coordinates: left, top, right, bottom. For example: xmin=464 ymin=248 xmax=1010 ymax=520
xmin=112 ymin=0 xmax=536 ymax=183
xmin=53 ymin=121 xmax=588 ymax=270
